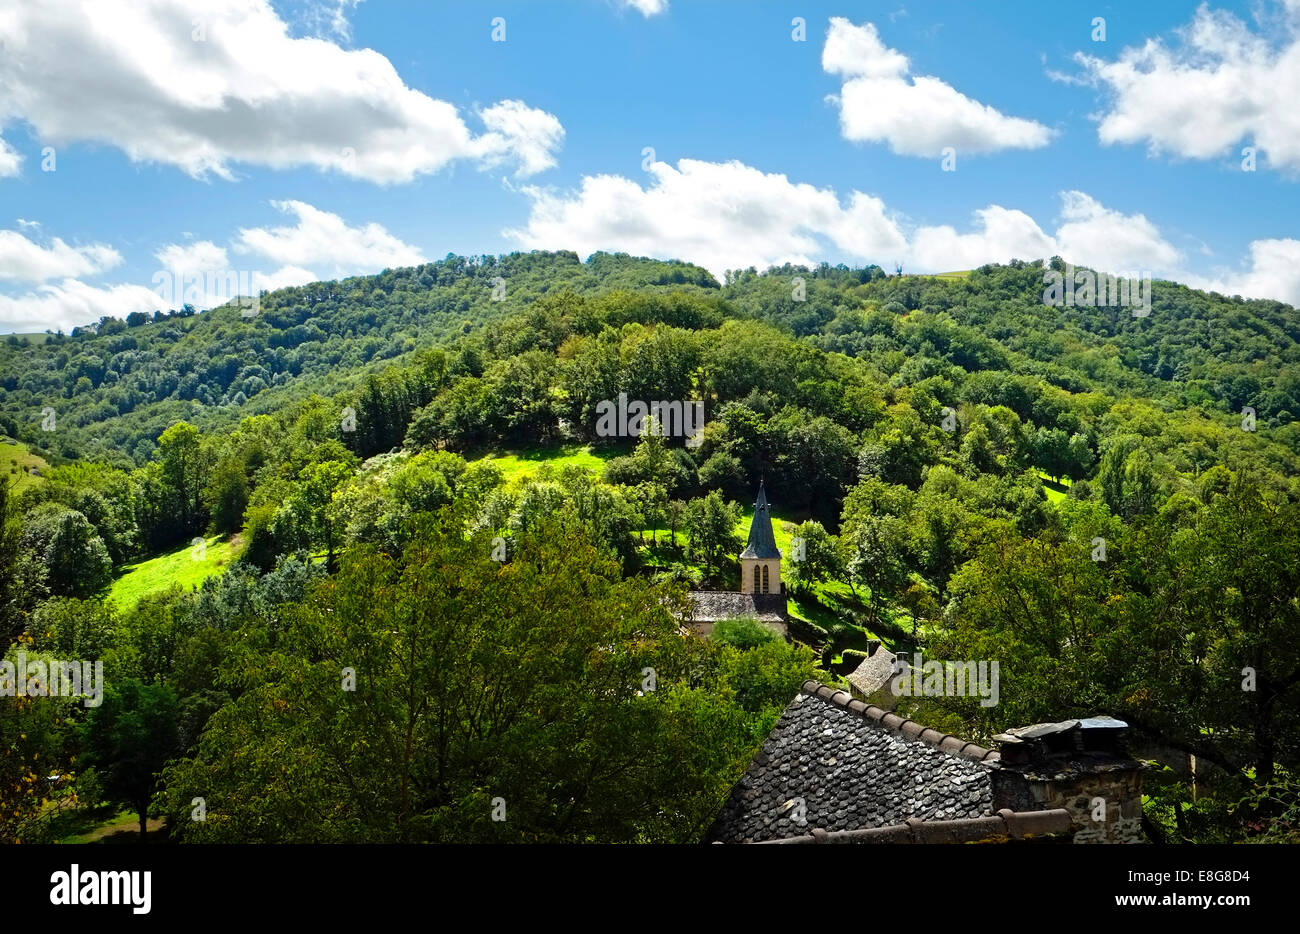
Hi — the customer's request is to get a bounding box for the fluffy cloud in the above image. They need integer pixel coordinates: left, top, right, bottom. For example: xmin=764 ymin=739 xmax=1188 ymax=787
xmin=1185 ymin=238 xmax=1300 ymax=306
xmin=618 ymin=0 xmax=668 ymax=16
xmin=507 ymin=158 xmax=1187 ymax=278
xmin=142 ymin=201 xmax=423 ymax=313
xmin=0 ymin=230 xmax=122 ymax=283
xmin=510 ymin=158 xmax=1300 ymax=309
xmin=155 ymin=240 xmax=232 ymax=277
xmin=1074 ymin=3 xmax=1300 ymax=172
xmin=824 ymin=18 xmax=1053 ymax=156
xmin=0 ymin=281 xmax=162 ymax=334
xmin=233 ymin=200 xmax=425 ymax=271
xmin=0 ymin=0 xmax=563 ymax=183
xmin=909 ymin=206 xmax=1056 ymax=272
xmin=508 ymin=156 xmax=1300 ymax=305
xmin=1053 ymin=191 xmax=1183 ymax=273
xmin=0 ymin=201 xmax=424 ymax=331
xmin=478 ymin=101 xmax=567 ymax=178
xmin=0 ymin=138 xmax=21 ymax=178
xmin=507 ymin=159 xmax=909 ymax=277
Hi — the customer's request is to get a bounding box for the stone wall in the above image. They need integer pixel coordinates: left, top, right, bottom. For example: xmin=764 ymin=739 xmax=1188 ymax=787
xmin=1026 ymin=769 xmax=1145 ymax=844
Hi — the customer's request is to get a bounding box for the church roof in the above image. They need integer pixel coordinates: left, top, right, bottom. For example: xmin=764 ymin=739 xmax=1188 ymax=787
xmin=739 ymin=481 xmax=781 ymax=560
xmin=705 ymin=682 xmax=999 ymax=843
xmin=687 ymin=591 xmax=787 ymax=623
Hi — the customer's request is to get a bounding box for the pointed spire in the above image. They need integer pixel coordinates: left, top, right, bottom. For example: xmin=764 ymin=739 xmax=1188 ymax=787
xmin=740 ymin=481 xmax=780 ymax=560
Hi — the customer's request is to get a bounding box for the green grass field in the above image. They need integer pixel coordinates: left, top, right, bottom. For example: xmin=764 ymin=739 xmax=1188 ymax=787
xmin=106 ymin=534 xmax=241 ymax=610
xmin=1037 ymin=472 xmax=1072 ymax=504
xmin=472 ymin=443 xmax=617 ymax=483
xmin=1 ymin=437 xmax=49 ymax=495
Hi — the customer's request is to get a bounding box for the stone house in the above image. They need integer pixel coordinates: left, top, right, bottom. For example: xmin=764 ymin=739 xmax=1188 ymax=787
xmin=706 ymin=681 xmax=1145 ymax=844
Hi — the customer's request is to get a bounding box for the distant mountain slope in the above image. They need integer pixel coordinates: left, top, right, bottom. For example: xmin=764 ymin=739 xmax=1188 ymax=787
xmin=725 ymin=259 xmax=1300 ymax=426
xmin=0 ymin=252 xmax=718 ymax=464
xmin=2 ymin=252 xmax=1296 ymax=468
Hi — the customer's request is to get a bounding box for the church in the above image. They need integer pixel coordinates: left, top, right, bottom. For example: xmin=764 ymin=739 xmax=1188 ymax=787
xmin=686 ymin=482 xmax=789 ymax=637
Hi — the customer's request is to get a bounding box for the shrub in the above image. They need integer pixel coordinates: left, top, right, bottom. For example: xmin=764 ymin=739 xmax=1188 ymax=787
xmin=711 ymin=615 xmax=779 ymax=649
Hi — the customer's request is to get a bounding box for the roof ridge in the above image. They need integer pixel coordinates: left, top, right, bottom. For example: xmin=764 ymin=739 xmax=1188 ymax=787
xmin=750 ymin=807 xmax=1072 ymax=845
xmin=799 ymin=680 xmax=1000 ymax=764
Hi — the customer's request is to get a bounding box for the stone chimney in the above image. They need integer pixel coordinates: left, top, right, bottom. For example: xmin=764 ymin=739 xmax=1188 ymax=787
xmin=988 ymin=717 xmax=1145 ymax=844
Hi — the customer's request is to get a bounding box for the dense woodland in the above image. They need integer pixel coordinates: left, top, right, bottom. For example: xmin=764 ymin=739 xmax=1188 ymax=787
xmin=2 ymin=251 xmax=1298 ymax=844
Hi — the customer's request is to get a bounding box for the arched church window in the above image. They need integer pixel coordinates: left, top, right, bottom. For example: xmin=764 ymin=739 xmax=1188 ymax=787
xmin=762 ymin=565 xmax=770 ymax=593
xmin=753 ymin=566 xmax=761 ymax=592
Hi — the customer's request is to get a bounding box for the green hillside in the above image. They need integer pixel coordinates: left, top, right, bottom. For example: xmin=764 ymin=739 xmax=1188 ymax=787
xmin=106 ymin=534 xmax=241 ymax=610
xmin=4 ymin=252 xmax=1298 ymax=846
xmin=1 ymin=436 xmax=49 ymax=494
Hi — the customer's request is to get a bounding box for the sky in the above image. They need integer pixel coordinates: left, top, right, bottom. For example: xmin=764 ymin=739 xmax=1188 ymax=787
xmin=2 ymin=0 xmax=1300 ymax=333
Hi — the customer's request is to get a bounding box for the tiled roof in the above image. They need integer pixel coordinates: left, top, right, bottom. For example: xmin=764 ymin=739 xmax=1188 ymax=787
xmin=687 ymin=591 xmax=787 ymax=623
xmin=706 ymin=681 xmax=999 ymax=844
xmin=739 ymin=481 xmax=781 ymax=560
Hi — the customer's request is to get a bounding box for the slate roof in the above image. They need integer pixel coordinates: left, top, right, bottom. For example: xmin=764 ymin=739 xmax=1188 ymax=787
xmin=687 ymin=591 xmax=787 ymax=623
xmin=706 ymin=682 xmax=998 ymax=844
xmin=739 ymin=482 xmax=781 ymax=560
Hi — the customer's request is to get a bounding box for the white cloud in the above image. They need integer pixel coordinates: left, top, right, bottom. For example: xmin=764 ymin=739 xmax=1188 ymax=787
xmin=254 ymin=264 xmax=319 ymax=292
xmin=139 ymin=201 xmax=423 ymax=313
xmin=507 ymin=158 xmax=909 ymax=277
xmin=508 ymin=160 xmax=1300 ymax=307
xmin=506 ymin=159 xmax=1209 ymax=286
xmin=155 ymin=240 xmax=231 ymax=276
xmin=234 ymin=200 xmax=425 ymax=270
xmin=909 ymin=206 xmax=1056 ymax=272
xmin=1184 ymin=238 xmax=1300 ymax=305
xmin=823 ymin=18 xmax=910 ymax=79
xmin=0 ymin=138 xmax=21 ymax=178
xmin=618 ymin=0 xmax=668 ymax=17
xmin=506 ymin=156 xmax=1300 ymax=306
xmin=0 ymin=280 xmax=161 ymax=334
xmin=1053 ymin=191 xmax=1183 ymax=273
xmin=0 ymin=200 xmax=424 ymax=331
xmin=0 ymin=0 xmax=563 ymax=183
xmin=477 ymin=101 xmax=566 ymax=177
xmin=0 ymin=230 xmax=122 ymax=283
xmin=150 ymin=233 xmax=321 ymax=311
xmin=824 ymin=18 xmax=1053 ymax=156
xmin=1074 ymin=3 xmax=1300 ymax=172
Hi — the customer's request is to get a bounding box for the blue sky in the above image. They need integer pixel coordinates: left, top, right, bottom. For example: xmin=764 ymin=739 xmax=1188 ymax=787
xmin=2 ymin=0 xmax=1299 ymax=332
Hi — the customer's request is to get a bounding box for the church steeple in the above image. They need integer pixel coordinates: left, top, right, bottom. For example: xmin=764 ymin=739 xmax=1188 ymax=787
xmin=739 ymin=481 xmax=782 ymax=595
xmin=740 ymin=481 xmax=780 ymax=561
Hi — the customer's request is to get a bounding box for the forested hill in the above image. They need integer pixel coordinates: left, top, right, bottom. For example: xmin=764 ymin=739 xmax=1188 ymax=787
xmin=0 ymin=251 xmax=719 ymax=465
xmin=2 ymin=252 xmax=1298 ymax=473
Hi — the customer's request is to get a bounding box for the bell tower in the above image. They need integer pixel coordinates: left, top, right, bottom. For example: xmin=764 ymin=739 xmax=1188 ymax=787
xmin=739 ymin=481 xmax=782 ymax=595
